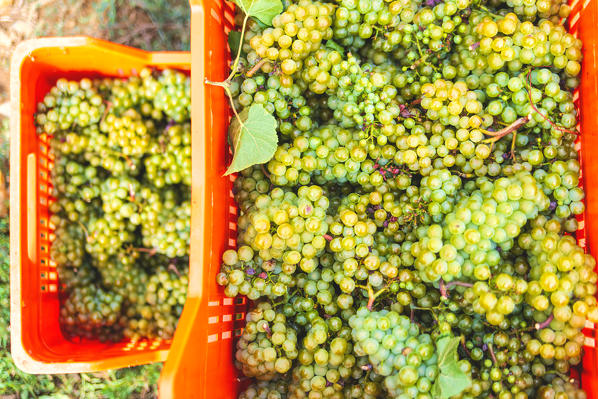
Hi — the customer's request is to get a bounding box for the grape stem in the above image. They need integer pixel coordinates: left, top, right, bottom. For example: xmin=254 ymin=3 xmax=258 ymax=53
xmin=131 ymin=247 xmax=158 ymax=256
xmin=482 ymin=114 xmax=531 ymax=158
xmin=260 ymin=163 xmax=271 ymax=178
xmin=366 ymin=283 xmax=388 ymax=311
xmin=99 ymin=101 xmax=112 ymax=124
xmin=205 ymin=13 xmax=255 ymax=154
xmin=439 ymin=278 xmax=447 ymax=298
xmin=246 ymin=59 xmax=269 ymax=78
xmin=479 ymin=5 xmax=502 ymax=18
xmin=534 ymin=314 xmax=554 ymax=330
xmin=168 ymin=262 xmax=181 ymax=277
xmin=460 ymin=336 xmax=472 ymax=357
xmin=227 ymin=14 xmax=250 ymax=83
xmin=439 ymin=278 xmax=473 ymax=298
xmin=77 ymin=221 xmax=90 ymax=242
xmin=488 ymin=343 xmax=498 ymax=365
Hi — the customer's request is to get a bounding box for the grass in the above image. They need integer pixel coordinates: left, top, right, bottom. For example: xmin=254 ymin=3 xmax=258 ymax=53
xmin=94 ymin=0 xmax=191 ymax=51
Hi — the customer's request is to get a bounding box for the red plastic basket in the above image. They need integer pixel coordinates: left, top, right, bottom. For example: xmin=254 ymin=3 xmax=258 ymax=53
xmin=157 ymin=0 xmax=598 ymax=397
xmin=9 ymin=37 xmax=190 ymax=373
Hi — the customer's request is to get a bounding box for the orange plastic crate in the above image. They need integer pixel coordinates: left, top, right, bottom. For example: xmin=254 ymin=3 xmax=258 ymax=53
xmin=9 ymin=37 xmax=190 ymax=373
xmin=157 ymin=0 xmax=598 ymax=397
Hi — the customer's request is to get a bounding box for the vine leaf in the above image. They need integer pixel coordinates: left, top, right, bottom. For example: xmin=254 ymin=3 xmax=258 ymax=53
xmin=228 ymin=31 xmax=243 ymax=56
xmin=431 ymin=336 xmax=472 ymax=399
xmin=232 ymin=0 xmax=283 ymax=26
xmin=225 ymin=104 xmax=278 ymax=176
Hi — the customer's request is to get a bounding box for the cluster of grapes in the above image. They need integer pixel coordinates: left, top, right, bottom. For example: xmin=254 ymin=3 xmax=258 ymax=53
xmin=231 ymin=71 xmax=315 ymax=138
xmin=350 ymin=308 xmax=440 ymax=397
xmin=238 ymin=379 xmax=289 ymax=399
xmin=124 ymin=265 xmax=188 ymax=340
xmin=60 ymin=284 xmax=125 ymax=342
xmin=37 ymin=69 xmax=191 ymax=341
xmin=266 ymin=125 xmax=405 ymax=188
xmin=35 ymin=78 xmax=105 ymax=134
xmin=238 ymin=185 xmax=330 ymax=268
xmin=249 ymin=0 xmax=335 ymax=79
xmin=139 ymin=189 xmax=191 ymax=259
xmin=236 ymin=302 xmax=298 ymax=379
xmin=519 ymin=217 xmax=597 ymax=366
xmin=152 ymin=68 xmax=191 ymax=122
xmin=413 ymin=172 xmax=548 ymax=284
xmin=534 ymin=159 xmax=585 ymax=219
xmin=468 ymin=14 xmax=582 ymax=77
xmin=287 ymin=316 xmax=354 ymax=398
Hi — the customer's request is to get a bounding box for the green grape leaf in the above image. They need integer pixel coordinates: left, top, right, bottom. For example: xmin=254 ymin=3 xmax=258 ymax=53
xmin=431 ymin=336 xmax=472 ymax=399
xmin=436 ymin=335 xmax=460 ymax=369
xmin=225 ymin=104 xmax=278 ymax=176
xmin=228 ymin=31 xmax=243 ymax=56
xmin=232 ymin=0 xmax=283 ymax=26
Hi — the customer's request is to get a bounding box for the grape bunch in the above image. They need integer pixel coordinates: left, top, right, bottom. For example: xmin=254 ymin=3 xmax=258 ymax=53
xmin=231 ymin=72 xmax=312 ymax=137
xmin=267 ymin=125 xmax=395 ymax=188
xmin=60 ymin=284 xmax=125 ymax=342
xmin=534 ymin=159 xmax=585 ymax=219
xmin=465 ymin=13 xmax=582 ymax=77
xmin=413 ymin=172 xmax=549 ymax=285
xmin=350 ymin=308 xmax=443 ymax=398
xmin=152 ymin=68 xmax=191 ymax=122
xmin=35 ymin=78 xmax=105 ymax=134
xmin=145 ymin=123 xmax=192 ymax=187
xmin=238 ymin=379 xmax=289 ymax=399
xmin=124 ymin=265 xmax=188 ymax=340
xmin=50 ymin=222 xmax=86 ymax=268
xmin=217 ymin=246 xmax=293 ymax=299
xmin=248 ymin=0 xmax=335 ymax=76
xmin=537 ymin=377 xmax=587 ymax=399
xmin=519 ymin=217 xmax=598 ymax=366
xmin=235 ymin=302 xmax=297 ymax=380
xmin=139 ymin=188 xmax=191 ymax=258
xmin=99 ymin=109 xmax=153 ymax=157
xmin=287 ymin=316 xmax=354 ymax=399
xmin=236 ymin=185 xmax=330 ymax=270
xmin=39 ymin=69 xmax=191 ymax=342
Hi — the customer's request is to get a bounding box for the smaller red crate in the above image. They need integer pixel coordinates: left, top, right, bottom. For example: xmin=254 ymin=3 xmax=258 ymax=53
xmin=9 ymin=37 xmax=190 ymax=373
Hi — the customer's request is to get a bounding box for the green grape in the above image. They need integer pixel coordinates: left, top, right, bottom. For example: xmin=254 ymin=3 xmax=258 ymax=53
xmin=236 ymin=302 xmax=298 ymax=380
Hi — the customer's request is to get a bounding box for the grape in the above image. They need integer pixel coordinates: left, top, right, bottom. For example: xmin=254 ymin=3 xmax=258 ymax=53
xmin=124 ymin=265 xmax=188 ymax=340
xmin=239 ymin=379 xmax=289 ymax=399
xmin=350 ymin=308 xmax=444 ymax=397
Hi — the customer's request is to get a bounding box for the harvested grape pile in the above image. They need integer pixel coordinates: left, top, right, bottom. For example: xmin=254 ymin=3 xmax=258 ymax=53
xmin=36 ymin=69 xmax=190 ymax=342
xmin=215 ymin=0 xmax=597 ymax=397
